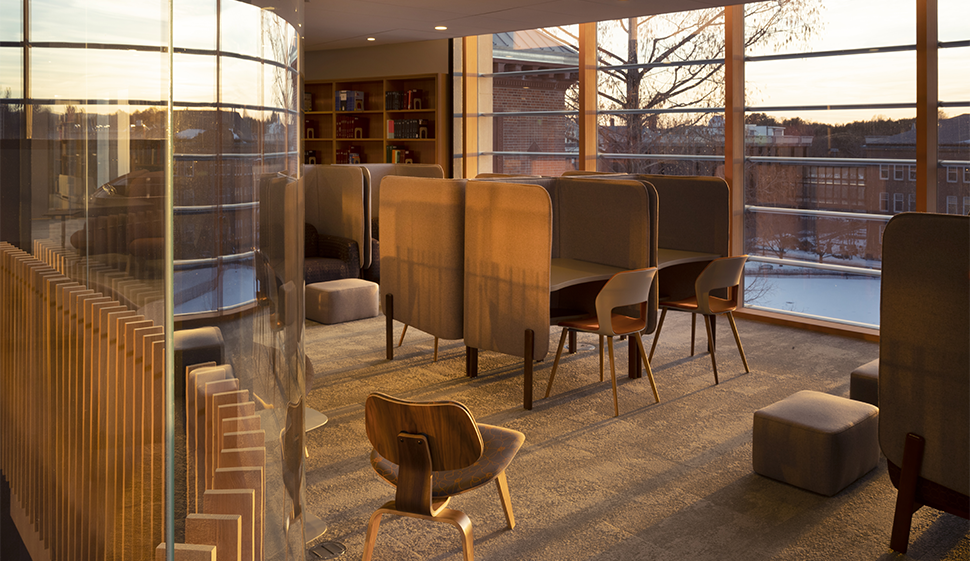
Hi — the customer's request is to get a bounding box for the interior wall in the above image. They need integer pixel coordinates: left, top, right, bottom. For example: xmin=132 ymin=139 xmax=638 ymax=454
xmin=304 ymin=39 xmax=450 ymax=80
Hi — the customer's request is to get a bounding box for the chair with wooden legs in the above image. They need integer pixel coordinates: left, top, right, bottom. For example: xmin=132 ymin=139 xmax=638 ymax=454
xmin=362 ymin=392 xmax=525 ymax=561
xmin=544 ymin=267 xmax=661 ymax=417
xmin=648 ymin=255 xmax=750 ymax=384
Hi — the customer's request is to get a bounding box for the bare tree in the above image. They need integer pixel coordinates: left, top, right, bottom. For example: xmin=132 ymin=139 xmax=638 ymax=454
xmin=546 ymin=1 xmax=823 ymax=173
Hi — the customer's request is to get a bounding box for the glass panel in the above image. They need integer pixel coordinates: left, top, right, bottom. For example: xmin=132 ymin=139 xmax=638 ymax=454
xmin=173 ymin=0 xmax=217 ymax=50
xmin=0 ymin=47 xmax=22 ymax=99
xmin=31 ymin=47 xmax=167 ymax=102
xmin=31 ymin=0 xmax=167 ymax=46
xmin=939 ymin=0 xmax=970 ymax=42
xmin=746 ymin=51 xmax=916 ymax=111
xmin=221 ymin=56 xmax=262 ymax=107
xmin=745 ymin=0 xmax=912 ymax=57
xmin=0 ymin=0 xmax=21 ymax=41
xmin=174 ymin=52 xmax=218 ymax=104
xmin=221 ymin=0 xmax=262 ymax=59
xmin=598 ymin=156 xmax=722 ymax=176
xmin=940 ymin=47 xmax=970 ymax=104
xmin=744 ymin=260 xmax=881 ymax=328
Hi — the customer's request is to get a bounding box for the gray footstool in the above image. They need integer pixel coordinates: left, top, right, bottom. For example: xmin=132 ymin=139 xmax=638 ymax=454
xmin=306 ymin=279 xmax=379 ymax=324
xmin=752 ymin=390 xmax=879 ymax=496
xmin=849 ymin=359 xmax=879 ymax=406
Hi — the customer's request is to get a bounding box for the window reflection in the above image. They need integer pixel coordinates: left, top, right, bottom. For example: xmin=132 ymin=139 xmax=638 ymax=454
xmin=30 ymin=0 xmax=167 ymax=46
xmin=31 ymin=48 xmax=167 ymax=102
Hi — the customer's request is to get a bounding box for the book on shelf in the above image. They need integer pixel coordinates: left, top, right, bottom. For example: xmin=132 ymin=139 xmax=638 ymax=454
xmin=337 ymin=115 xmax=368 ymax=139
xmin=385 ymin=119 xmax=431 ymax=140
xmin=335 ymin=90 xmax=365 ymax=111
xmin=304 ymin=92 xmax=313 ymax=112
xmin=337 ymin=146 xmax=362 ymax=164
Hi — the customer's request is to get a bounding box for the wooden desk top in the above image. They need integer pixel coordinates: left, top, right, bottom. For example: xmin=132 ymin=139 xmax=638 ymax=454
xmin=658 ymin=248 xmax=719 ymax=269
xmin=550 ymin=258 xmax=626 ymax=291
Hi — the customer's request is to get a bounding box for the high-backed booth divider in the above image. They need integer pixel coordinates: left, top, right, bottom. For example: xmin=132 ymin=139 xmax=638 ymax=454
xmin=379 ymin=177 xmax=467 ymax=362
xmin=339 ymin=163 xmax=444 ymax=225
xmin=380 ymin=176 xmax=657 ymax=410
xmin=464 ymin=181 xmax=554 ymax=409
xmin=878 ymin=213 xmax=969 ymax=552
xmin=303 ymin=165 xmax=371 ymax=271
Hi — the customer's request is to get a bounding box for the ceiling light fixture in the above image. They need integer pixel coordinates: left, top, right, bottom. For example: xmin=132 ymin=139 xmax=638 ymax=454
xmin=367 ymin=37 xmax=376 ymax=41
xmin=435 ymin=25 xmax=448 ymax=31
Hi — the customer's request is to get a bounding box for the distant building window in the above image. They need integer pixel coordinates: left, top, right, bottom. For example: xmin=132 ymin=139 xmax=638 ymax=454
xmin=964 ymin=196 xmax=970 ymax=215
xmin=894 ymin=165 xmax=905 ymax=181
xmin=964 ymin=167 xmax=970 ymax=184
xmin=908 ymin=193 xmax=915 ymax=211
xmin=946 ymin=195 xmax=958 ymax=214
xmin=908 ymin=165 xmax=916 ymax=182
xmin=947 ymin=167 xmax=958 ymax=183
xmin=880 ymin=164 xmax=890 ymax=180
xmin=894 ymin=193 xmax=904 ymax=212
xmin=880 ymin=192 xmax=889 ymax=212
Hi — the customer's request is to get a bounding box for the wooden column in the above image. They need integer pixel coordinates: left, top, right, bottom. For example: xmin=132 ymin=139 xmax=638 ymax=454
xmin=915 ymin=0 xmax=938 ymax=212
xmin=578 ymin=22 xmax=598 ymax=171
xmin=724 ymin=5 xmax=746 ymax=257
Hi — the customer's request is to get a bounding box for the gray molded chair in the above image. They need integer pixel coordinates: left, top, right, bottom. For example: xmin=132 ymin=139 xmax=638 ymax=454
xmin=649 ymin=255 xmax=750 ymax=384
xmin=362 ymin=393 xmax=524 ymax=561
xmin=544 ymin=267 xmax=661 ymax=417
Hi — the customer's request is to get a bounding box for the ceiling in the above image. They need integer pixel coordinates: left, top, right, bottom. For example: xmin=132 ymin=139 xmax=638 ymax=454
xmin=303 ymin=0 xmax=743 ymax=51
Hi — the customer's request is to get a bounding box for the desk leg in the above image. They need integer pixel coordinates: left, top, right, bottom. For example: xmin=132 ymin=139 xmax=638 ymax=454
xmin=466 ymin=347 xmax=478 ymax=378
xmin=524 ymin=329 xmax=534 ymax=410
xmin=568 ymin=330 xmax=577 ymax=354
xmin=629 ymin=335 xmax=642 ymax=379
xmin=385 ymin=294 xmax=394 ymax=360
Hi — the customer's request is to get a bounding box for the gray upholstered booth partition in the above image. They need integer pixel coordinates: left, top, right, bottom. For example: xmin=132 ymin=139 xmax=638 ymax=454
xmin=879 ymin=212 xmax=969 ymax=552
xmin=339 ymin=163 xmax=445 ymax=223
xmin=464 ymin=180 xmax=554 ymax=409
xmin=379 ymin=176 xmax=467 ymax=361
xmin=303 ymin=164 xmax=371 ymax=269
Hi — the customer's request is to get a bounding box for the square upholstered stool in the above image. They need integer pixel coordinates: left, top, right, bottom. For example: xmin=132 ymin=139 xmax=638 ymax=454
xmin=849 ymin=358 xmax=879 ymax=406
xmin=306 ymin=278 xmax=379 ymax=324
xmin=752 ymin=390 xmax=879 ymax=496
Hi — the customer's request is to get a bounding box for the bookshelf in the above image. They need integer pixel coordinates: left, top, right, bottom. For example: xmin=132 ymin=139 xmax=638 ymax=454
xmin=302 ymin=74 xmax=448 ymax=170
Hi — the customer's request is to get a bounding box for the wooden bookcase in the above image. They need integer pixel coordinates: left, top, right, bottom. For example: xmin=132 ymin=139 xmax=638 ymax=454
xmin=302 ymin=73 xmax=449 ymax=169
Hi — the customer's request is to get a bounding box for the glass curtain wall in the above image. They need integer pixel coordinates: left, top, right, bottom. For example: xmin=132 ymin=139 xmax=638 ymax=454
xmin=484 ymin=27 xmax=581 ymax=176
xmin=460 ymin=0 xmax=968 ymax=329
xmin=740 ymin=0 xmax=918 ymax=327
xmin=0 ymin=1 xmax=306 ymax=559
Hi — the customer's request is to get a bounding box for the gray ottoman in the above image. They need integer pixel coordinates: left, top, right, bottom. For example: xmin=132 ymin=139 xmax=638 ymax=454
xmin=306 ymin=279 xmax=379 ymax=324
xmin=849 ymin=358 xmax=879 ymax=406
xmin=753 ymin=390 xmax=879 ymax=496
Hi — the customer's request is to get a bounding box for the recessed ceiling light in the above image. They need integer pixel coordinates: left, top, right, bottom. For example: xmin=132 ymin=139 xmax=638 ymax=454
xmin=367 ymin=37 xmax=376 ymax=41
xmin=435 ymin=25 xmax=447 ymax=31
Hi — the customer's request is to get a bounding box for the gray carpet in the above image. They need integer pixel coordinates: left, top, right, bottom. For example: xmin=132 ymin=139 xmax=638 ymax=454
xmin=302 ymin=313 xmax=969 ymax=561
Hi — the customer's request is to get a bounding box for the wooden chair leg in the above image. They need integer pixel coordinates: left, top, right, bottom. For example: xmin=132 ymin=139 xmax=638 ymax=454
xmin=690 ymin=313 xmax=696 ymax=356
xmin=633 ymin=334 xmax=660 ymax=403
xmin=433 ymin=337 xmax=439 ymax=362
xmin=524 ymin=329 xmax=534 ymax=410
xmin=544 ymin=328 xmax=569 ymax=398
xmin=361 ymin=508 xmax=385 ymax=561
xmin=648 ymin=308 xmax=668 ymax=361
xmin=607 ymin=336 xmax=619 ymax=417
xmin=726 ymin=312 xmax=749 ymax=372
xmin=397 ymin=323 xmax=408 ymax=347
xmin=495 ymin=471 xmax=516 ymax=529
xmin=703 ymin=315 xmax=719 ymax=384
xmin=598 ymin=335 xmax=605 ymax=382
xmin=890 ymin=433 xmax=926 ymax=553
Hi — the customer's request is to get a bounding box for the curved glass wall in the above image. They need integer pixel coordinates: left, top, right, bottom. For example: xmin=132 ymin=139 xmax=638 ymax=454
xmin=1 ymin=0 xmax=306 ymax=559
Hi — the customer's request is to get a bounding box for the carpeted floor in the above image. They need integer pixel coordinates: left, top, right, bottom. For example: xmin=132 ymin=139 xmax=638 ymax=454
xmin=302 ymin=312 xmax=969 ymax=561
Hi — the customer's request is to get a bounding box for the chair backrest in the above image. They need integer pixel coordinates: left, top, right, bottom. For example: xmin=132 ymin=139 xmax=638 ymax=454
xmin=694 ymin=255 xmax=748 ymax=315
xmin=364 ymin=393 xmax=484 ymax=472
xmin=594 ymin=267 xmax=658 ymax=336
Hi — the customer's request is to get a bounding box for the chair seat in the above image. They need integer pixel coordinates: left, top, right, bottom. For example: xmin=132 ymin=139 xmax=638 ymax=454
xmin=371 ymin=424 xmax=524 ymax=498
xmin=559 ymin=313 xmax=643 ymax=335
xmin=661 ymin=295 xmax=735 ymax=314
